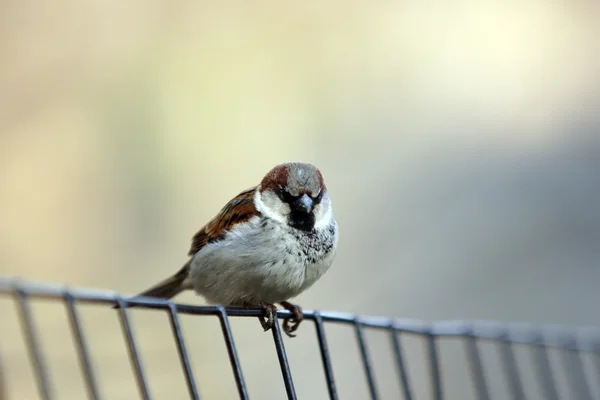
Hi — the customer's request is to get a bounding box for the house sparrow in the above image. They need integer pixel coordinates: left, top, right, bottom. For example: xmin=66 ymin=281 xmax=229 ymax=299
xmin=119 ymin=162 xmax=338 ymax=337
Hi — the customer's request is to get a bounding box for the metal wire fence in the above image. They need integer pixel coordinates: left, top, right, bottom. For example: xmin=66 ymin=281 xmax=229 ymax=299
xmin=1 ymin=277 xmax=600 ymax=400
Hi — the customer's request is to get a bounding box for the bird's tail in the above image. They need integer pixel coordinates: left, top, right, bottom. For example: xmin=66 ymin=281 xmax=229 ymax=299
xmin=113 ymin=261 xmax=191 ymax=309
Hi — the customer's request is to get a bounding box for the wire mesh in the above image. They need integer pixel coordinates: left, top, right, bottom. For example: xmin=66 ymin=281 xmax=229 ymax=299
xmin=1 ymin=277 xmax=600 ymax=400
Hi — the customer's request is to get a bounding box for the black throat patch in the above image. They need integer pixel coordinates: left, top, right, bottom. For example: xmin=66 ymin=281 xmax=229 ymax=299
xmin=288 ymin=211 xmax=316 ymax=232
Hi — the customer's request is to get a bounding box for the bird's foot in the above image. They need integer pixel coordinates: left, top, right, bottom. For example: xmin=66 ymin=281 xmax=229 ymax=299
xmin=280 ymin=301 xmax=303 ymax=338
xmin=257 ymin=302 xmax=278 ymax=332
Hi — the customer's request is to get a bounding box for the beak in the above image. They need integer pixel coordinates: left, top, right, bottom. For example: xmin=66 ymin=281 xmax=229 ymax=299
xmin=293 ymin=193 xmax=313 ymax=214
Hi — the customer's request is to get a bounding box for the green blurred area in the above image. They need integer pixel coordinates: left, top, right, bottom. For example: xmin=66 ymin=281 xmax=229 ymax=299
xmin=1 ymin=2 xmax=600 ymax=399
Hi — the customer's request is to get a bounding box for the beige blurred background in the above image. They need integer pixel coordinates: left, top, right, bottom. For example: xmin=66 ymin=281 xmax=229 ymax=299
xmin=1 ymin=2 xmax=600 ymax=399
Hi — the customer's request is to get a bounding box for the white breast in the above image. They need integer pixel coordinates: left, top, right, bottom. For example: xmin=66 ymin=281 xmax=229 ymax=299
xmin=187 ymin=216 xmax=338 ymax=306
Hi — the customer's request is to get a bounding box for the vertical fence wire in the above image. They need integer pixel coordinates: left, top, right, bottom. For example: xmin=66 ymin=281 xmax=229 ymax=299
xmin=314 ymin=311 xmax=338 ymax=400
xmin=464 ymin=330 xmax=490 ymax=400
xmin=592 ymin=338 xmax=600 ymax=399
xmin=271 ymin=314 xmax=297 ymax=400
xmin=561 ymin=335 xmax=593 ymax=400
xmin=389 ymin=327 xmax=413 ymax=400
xmin=426 ymin=332 xmax=443 ymax=400
xmin=115 ymin=297 xmax=151 ymax=400
xmin=354 ymin=319 xmax=379 ymax=400
xmin=167 ymin=303 xmax=200 ymax=400
xmin=15 ymin=289 xmax=53 ymax=400
xmin=498 ymin=331 xmax=526 ymax=400
xmin=64 ymin=293 xmax=101 ymax=400
xmin=532 ymin=333 xmax=559 ymax=400
xmin=217 ymin=307 xmax=249 ymax=400
xmin=0 ymin=352 xmax=5 ymax=400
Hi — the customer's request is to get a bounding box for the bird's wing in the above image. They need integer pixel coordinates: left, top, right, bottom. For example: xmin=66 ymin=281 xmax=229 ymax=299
xmin=188 ymin=186 xmax=260 ymax=256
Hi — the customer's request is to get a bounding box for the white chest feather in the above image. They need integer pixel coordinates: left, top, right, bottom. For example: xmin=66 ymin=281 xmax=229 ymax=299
xmin=187 ymin=216 xmax=338 ymax=306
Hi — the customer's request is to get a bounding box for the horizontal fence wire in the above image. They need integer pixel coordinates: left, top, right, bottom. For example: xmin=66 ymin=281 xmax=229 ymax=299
xmin=1 ymin=277 xmax=600 ymax=400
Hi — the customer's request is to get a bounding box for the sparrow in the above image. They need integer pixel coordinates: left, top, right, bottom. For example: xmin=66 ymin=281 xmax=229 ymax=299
xmin=118 ymin=162 xmax=338 ymax=337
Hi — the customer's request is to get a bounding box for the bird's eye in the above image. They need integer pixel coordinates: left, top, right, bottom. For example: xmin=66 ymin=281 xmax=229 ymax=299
xmin=277 ymin=187 xmax=297 ymax=203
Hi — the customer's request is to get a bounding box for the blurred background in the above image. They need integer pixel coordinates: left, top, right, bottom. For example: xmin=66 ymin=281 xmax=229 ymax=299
xmin=1 ymin=1 xmax=600 ymax=399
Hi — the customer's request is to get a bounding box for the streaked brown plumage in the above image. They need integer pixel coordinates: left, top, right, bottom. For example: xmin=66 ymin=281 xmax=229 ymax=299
xmin=189 ymin=187 xmax=259 ymax=255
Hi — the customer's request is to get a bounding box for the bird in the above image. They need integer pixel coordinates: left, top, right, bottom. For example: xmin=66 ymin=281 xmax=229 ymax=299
xmin=117 ymin=162 xmax=338 ymax=337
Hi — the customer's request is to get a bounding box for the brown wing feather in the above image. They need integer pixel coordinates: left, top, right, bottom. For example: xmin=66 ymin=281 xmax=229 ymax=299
xmin=188 ymin=186 xmax=260 ymax=256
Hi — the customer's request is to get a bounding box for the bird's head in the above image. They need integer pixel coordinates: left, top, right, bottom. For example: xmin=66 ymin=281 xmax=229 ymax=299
xmin=256 ymin=162 xmax=333 ymax=232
